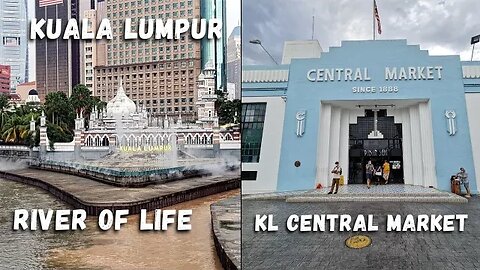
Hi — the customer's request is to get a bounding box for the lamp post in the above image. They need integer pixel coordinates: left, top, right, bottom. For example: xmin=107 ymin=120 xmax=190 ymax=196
xmin=249 ymin=39 xmax=279 ymax=65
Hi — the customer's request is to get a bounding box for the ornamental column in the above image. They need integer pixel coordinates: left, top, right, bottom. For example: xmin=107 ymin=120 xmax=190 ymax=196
xmin=29 ymin=116 xmax=36 ymax=158
xmin=419 ymin=101 xmax=437 ymax=187
xmin=213 ymin=128 xmax=220 ymax=157
xmin=39 ymin=111 xmax=47 ymax=159
xmin=316 ymin=103 xmax=332 ymax=188
xmin=74 ymin=112 xmax=85 ymax=160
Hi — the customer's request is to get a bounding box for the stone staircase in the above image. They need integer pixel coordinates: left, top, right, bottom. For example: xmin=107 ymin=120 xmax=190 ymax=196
xmin=243 ymin=184 xmax=469 ymax=204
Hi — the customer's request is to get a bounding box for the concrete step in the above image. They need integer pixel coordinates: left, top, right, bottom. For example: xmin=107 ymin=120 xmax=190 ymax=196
xmin=296 ymin=191 xmax=451 ymax=197
xmin=286 ymin=194 xmax=468 ymax=204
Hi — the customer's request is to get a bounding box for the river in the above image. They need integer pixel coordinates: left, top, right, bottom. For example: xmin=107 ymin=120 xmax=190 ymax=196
xmin=0 ymin=178 xmax=238 ymax=269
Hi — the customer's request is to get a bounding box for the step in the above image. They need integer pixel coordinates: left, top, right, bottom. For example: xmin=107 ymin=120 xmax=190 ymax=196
xmin=285 ymin=195 xmax=468 ymax=204
xmin=296 ymin=191 xmax=450 ymax=197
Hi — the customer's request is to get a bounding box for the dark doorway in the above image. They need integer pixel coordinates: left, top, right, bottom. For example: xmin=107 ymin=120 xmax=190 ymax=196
xmin=348 ymin=109 xmax=404 ymax=184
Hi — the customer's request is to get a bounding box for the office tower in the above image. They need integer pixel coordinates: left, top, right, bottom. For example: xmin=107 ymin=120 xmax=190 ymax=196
xmin=94 ymin=0 xmax=202 ymax=120
xmin=80 ymin=0 xmax=106 ymax=92
xmin=0 ymin=65 xmax=11 ymax=94
xmin=0 ymin=0 xmax=28 ymax=92
xmin=226 ymin=25 xmax=240 ymax=100
xmin=200 ymin=0 xmax=226 ymax=91
xmin=35 ymin=0 xmax=81 ymax=101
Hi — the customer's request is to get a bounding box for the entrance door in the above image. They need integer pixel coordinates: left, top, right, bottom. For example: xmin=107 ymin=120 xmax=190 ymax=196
xmin=348 ymin=110 xmax=404 ymax=184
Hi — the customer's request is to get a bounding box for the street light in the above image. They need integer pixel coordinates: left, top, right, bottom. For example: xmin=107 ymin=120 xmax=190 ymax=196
xmin=249 ymin=39 xmax=279 ymax=65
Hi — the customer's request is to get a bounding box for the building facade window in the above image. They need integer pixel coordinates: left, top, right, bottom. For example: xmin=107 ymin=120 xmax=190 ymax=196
xmin=241 ymin=103 xmax=266 ymax=163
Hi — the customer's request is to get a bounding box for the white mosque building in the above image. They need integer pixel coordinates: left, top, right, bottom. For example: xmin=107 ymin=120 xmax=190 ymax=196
xmin=80 ymin=78 xmax=236 ymax=153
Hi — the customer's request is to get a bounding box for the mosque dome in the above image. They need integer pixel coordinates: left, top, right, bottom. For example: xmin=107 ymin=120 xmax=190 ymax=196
xmin=106 ymin=79 xmax=137 ymax=117
xmin=28 ymin=89 xmax=38 ymax=95
xmin=26 ymin=89 xmax=40 ymax=104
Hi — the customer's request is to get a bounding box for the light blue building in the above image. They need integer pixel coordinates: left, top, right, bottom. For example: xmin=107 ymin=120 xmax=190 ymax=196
xmin=242 ymin=40 xmax=480 ymax=194
xmin=0 ymin=0 xmax=28 ymax=91
xmin=201 ymin=0 xmax=226 ymax=91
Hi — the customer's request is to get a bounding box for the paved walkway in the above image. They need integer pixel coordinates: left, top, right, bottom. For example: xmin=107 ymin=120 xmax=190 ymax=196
xmin=243 ymin=185 xmax=467 ymax=203
xmin=1 ymin=168 xmax=239 ymax=215
xmin=8 ymin=168 xmax=238 ymax=204
xmin=211 ymin=196 xmax=241 ymax=269
xmin=242 ymin=197 xmax=480 ymax=269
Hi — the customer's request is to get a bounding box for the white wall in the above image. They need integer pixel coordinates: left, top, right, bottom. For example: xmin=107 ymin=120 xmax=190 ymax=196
xmin=466 ymin=93 xmax=480 ymax=193
xmin=242 ymin=96 xmax=286 ymax=194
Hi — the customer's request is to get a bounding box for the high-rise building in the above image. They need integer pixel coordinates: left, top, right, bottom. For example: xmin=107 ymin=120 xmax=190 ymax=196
xmin=0 ymin=65 xmax=11 ymax=94
xmin=226 ymin=25 xmax=240 ymax=100
xmin=94 ymin=0 xmax=202 ymax=120
xmin=201 ymin=0 xmax=226 ymax=91
xmin=0 ymin=0 xmax=28 ymax=92
xmin=80 ymin=0 xmax=107 ymax=92
xmin=35 ymin=0 xmax=81 ymax=101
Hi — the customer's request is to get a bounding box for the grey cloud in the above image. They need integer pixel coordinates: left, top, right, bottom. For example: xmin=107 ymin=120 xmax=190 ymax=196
xmin=243 ymin=0 xmax=480 ymax=65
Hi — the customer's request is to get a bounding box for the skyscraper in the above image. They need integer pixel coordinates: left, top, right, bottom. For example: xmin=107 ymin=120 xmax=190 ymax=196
xmin=80 ymin=0 xmax=106 ymax=92
xmin=201 ymin=0 xmax=226 ymax=91
xmin=94 ymin=0 xmax=202 ymax=120
xmin=35 ymin=0 xmax=81 ymax=101
xmin=0 ymin=0 xmax=28 ymax=92
xmin=226 ymin=25 xmax=240 ymax=99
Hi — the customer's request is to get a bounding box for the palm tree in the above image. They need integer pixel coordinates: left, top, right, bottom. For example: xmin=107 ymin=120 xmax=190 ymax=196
xmin=1 ymin=115 xmax=30 ymax=144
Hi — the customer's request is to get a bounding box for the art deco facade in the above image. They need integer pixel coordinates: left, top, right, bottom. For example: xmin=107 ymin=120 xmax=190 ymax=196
xmin=94 ymin=0 xmax=202 ymax=120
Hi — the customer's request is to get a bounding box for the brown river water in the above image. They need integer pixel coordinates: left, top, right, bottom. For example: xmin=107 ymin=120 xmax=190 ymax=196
xmin=0 ymin=178 xmax=239 ymax=269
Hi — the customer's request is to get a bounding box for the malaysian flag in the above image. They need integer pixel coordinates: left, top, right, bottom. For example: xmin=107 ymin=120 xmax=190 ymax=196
xmin=39 ymin=0 xmax=63 ymax=7
xmin=374 ymin=0 xmax=382 ymax=34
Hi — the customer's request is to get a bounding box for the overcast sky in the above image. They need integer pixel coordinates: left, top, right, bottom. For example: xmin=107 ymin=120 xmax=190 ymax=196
xmin=243 ymin=0 xmax=480 ymax=65
xmin=226 ymin=0 xmax=241 ymax=37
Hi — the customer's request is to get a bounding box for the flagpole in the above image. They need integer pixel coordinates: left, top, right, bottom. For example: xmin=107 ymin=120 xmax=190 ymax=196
xmin=373 ymin=0 xmax=376 ymax=40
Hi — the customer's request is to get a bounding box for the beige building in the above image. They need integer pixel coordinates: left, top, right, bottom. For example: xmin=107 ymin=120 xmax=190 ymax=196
xmin=95 ymin=60 xmax=200 ymax=118
xmin=15 ymin=81 xmax=37 ymax=103
xmin=94 ymin=0 xmax=202 ymax=120
xmin=81 ymin=1 xmax=107 ymax=92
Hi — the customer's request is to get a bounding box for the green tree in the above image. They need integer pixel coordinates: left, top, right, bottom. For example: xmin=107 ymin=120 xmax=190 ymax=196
xmin=0 ymin=93 xmax=11 ymax=129
xmin=47 ymin=122 xmax=74 ymax=149
xmin=45 ymin=91 xmax=74 ymax=126
xmin=70 ymin=84 xmax=93 ymax=117
xmin=1 ymin=114 xmax=30 ymax=144
xmin=215 ymin=90 xmax=241 ymax=125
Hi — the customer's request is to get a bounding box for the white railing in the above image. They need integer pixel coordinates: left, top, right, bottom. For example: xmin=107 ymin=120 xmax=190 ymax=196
xmin=0 ymin=145 xmax=31 ymax=151
xmin=50 ymin=141 xmax=75 ymax=152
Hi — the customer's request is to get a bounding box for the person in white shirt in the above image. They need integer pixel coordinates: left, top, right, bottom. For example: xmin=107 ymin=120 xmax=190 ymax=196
xmin=328 ymin=161 xmax=342 ymax=194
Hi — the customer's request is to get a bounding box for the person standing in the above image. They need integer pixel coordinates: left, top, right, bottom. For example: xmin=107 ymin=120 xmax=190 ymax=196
xmin=382 ymin=160 xmax=390 ymax=184
xmin=365 ymin=160 xmax=374 ymax=189
xmin=328 ymin=161 xmax=342 ymax=194
xmin=457 ymin=167 xmax=471 ymax=198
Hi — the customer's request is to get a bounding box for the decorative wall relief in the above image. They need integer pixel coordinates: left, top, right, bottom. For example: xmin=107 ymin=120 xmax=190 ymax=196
xmin=445 ymin=110 xmax=457 ymax=136
xmin=296 ymin=111 xmax=306 ymax=137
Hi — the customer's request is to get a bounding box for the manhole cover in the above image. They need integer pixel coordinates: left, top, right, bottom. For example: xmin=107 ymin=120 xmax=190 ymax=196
xmin=345 ymin=235 xmax=372 ymax=249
